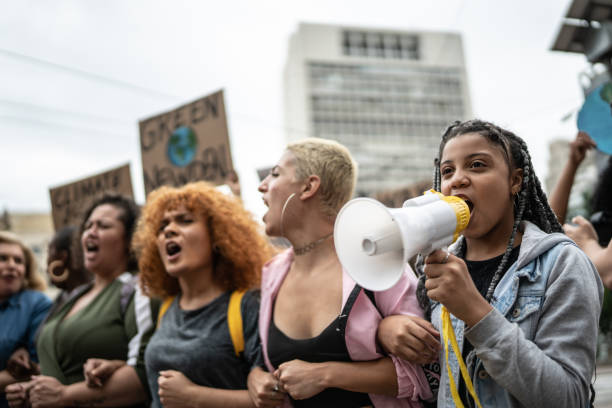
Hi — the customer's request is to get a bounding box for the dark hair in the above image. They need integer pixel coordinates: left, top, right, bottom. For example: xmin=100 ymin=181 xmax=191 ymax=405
xmin=51 ymin=225 xmax=91 ymax=290
xmin=79 ymin=194 xmax=141 ymax=271
xmin=418 ymin=120 xmax=563 ymax=314
xmin=50 ymin=226 xmax=76 ymax=253
xmin=50 ymin=226 xmax=78 ymax=271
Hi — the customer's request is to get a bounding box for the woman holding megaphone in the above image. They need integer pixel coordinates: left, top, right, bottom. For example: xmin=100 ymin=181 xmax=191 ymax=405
xmin=248 ymin=138 xmax=436 ymax=407
xmin=380 ymin=120 xmax=603 ymax=408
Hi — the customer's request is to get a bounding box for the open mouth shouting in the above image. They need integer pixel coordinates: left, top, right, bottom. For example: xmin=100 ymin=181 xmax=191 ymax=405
xmin=454 ymin=194 xmax=474 ymax=214
xmin=261 ymin=197 xmax=272 ymax=224
xmin=85 ymin=241 xmax=99 ymax=253
xmin=464 ymin=199 xmax=474 ymax=214
xmin=83 ymin=240 xmax=99 ymax=260
xmin=165 ymin=241 xmax=182 ymax=261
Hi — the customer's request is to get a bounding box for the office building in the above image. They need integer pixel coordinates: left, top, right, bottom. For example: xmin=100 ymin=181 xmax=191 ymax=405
xmin=284 ymin=23 xmax=473 ymax=194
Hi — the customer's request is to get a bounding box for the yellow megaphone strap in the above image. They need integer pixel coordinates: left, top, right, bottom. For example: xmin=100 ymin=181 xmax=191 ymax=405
xmin=441 ymin=306 xmax=483 ymax=408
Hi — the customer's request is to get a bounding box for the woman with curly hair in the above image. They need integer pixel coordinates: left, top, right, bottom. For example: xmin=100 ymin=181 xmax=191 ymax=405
xmin=133 ymin=181 xmax=274 ymax=408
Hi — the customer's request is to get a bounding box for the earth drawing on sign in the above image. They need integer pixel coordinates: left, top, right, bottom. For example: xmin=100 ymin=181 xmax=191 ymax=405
xmin=167 ymin=126 xmax=198 ymax=167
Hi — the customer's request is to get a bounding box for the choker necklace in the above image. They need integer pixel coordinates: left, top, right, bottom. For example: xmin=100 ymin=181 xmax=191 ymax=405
xmin=293 ymin=233 xmax=333 ymax=256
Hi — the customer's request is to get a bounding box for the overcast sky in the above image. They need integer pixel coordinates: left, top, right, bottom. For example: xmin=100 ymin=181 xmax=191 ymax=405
xmin=0 ymin=0 xmax=589 ymax=220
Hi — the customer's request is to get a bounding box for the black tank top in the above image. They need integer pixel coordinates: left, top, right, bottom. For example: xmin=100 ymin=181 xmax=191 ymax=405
xmin=268 ymin=284 xmax=373 ymax=408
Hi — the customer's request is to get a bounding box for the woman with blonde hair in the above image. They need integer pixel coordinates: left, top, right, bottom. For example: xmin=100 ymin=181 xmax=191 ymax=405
xmin=0 ymin=232 xmax=51 ymax=407
xmin=248 ymin=138 xmax=434 ymax=408
xmin=133 ymin=181 xmax=274 ymax=408
xmin=4 ymin=226 xmax=92 ymax=394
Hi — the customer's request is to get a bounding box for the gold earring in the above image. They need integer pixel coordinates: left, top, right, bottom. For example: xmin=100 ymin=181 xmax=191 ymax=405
xmin=48 ymin=260 xmax=70 ymax=283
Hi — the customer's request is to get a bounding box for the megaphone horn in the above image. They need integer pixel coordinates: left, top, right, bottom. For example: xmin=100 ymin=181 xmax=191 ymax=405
xmin=334 ymin=191 xmax=470 ymax=291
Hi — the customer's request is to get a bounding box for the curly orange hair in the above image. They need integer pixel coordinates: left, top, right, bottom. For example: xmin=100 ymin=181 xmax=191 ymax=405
xmin=133 ymin=181 xmax=275 ymax=298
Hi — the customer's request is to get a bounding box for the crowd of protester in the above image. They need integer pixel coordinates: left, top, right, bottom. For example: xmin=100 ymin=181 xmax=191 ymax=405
xmin=0 ymin=121 xmax=608 ymax=407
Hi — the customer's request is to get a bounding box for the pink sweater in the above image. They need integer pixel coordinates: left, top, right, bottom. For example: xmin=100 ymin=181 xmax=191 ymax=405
xmin=259 ymin=249 xmax=432 ymax=407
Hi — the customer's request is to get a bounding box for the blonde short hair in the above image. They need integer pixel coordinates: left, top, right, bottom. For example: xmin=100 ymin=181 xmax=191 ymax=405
xmin=286 ymin=138 xmax=357 ymax=217
xmin=0 ymin=231 xmax=46 ymax=292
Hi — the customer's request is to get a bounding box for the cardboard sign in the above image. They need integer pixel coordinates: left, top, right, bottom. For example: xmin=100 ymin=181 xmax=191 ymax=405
xmin=49 ymin=164 xmax=134 ymax=231
xmin=139 ymin=89 xmax=234 ymax=196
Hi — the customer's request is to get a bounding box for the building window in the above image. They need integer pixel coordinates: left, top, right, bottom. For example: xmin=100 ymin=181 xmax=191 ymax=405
xmin=342 ymin=30 xmax=419 ymax=60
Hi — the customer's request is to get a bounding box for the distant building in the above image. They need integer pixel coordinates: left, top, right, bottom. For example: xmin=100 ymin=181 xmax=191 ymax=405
xmin=283 ymin=23 xmax=472 ymax=195
xmin=0 ymin=209 xmax=10 ymax=230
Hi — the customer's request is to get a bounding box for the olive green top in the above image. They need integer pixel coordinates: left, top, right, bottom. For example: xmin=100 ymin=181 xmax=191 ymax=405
xmin=37 ymin=273 xmax=158 ymax=393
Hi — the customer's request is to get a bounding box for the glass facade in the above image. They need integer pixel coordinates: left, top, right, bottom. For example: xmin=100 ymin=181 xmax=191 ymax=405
xmin=342 ymin=30 xmax=420 ymax=60
xmin=308 ymin=61 xmax=466 ymax=194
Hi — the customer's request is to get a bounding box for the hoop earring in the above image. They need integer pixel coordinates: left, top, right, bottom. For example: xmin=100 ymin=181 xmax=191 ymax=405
xmin=280 ymin=193 xmax=296 ymax=239
xmin=48 ymin=260 xmax=70 ymax=283
xmin=512 ymin=189 xmax=521 ymax=213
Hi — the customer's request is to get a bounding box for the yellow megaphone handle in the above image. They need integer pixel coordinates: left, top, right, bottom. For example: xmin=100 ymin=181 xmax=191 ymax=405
xmin=441 ymin=306 xmax=483 ymax=408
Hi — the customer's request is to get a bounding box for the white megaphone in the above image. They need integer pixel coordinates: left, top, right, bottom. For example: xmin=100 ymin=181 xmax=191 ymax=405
xmin=334 ymin=190 xmax=470 ymax=291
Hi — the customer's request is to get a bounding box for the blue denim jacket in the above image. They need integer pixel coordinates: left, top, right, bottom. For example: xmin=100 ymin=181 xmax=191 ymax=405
xmin=432 ymin=222 xmax=603 ymax=408
xmin=0 ymin=289 xmax=51 ymax=370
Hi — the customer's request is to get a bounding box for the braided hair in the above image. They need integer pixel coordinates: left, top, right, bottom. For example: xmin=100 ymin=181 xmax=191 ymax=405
xmin=417 ymin=119 xmax=563 ymax=316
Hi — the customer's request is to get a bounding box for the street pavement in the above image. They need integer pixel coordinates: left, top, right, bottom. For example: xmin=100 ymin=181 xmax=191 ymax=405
xmin=595 ymin=365 xmax=612 ymax=408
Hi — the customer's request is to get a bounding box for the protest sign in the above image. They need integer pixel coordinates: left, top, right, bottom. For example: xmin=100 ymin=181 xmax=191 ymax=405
xmin=139 ymin=89 xmax=234 ymax=195
xmin=49 ymin=163 xmax=134 ymax=231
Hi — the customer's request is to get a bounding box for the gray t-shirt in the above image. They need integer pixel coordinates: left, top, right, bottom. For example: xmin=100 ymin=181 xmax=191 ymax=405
xmin=145 ymin=290 xmax=262 ymax=407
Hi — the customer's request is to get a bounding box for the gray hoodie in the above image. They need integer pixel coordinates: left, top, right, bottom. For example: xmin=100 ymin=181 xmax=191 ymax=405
xmin=432 ymin=221 xmax=604 ymax=408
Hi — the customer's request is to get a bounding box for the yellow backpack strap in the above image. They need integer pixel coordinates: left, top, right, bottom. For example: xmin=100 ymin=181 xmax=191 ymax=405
xmin=228 ymin=290 xmax=246 ymax=357
xmin=157 ymin=296 xmax=176 ymax=327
